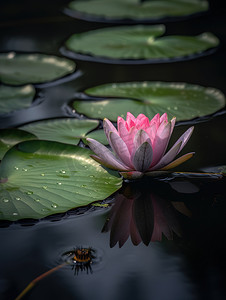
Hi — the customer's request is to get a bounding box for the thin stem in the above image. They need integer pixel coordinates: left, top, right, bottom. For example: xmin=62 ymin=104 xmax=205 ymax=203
xmin=15 ymin=262 xmax=67 ymax=300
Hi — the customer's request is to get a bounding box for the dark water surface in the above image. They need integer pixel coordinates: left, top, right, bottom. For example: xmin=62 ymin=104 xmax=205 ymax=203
xmin=0 ymin=1 xmax=226 ymax=299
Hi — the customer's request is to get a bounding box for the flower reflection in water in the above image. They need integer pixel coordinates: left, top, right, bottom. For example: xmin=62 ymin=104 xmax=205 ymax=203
xmin=102 ymin=181 xmax=191 ymax=247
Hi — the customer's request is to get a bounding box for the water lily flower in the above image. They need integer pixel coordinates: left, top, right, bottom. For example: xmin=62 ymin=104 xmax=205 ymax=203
xmin=87 ymin=112 xmax=194 ymax=179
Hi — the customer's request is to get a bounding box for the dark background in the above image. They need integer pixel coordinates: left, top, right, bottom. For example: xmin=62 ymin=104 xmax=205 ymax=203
xmin=0 ymin=1 xmax=226 ymax=300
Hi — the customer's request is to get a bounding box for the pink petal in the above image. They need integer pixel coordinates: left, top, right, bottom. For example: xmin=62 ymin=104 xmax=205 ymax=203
xmin=160 ymin=152 xmax=195 ymax=171
xmin=137 ymin=113 xmax=147 ymax=121
xmin=151 ymin=126 xmax=194 ymax=170
xmin=149 ymin=141 xmax=182 ymax=171
xmin=160 ymin=112 xmax=168 ymax=123
xmin=126 ymin=112 xmax=136 ymax=123
xmin=150 ymin=113 xmax=160 ymax=127
xmin=87 ymin=138 xmax=130 ymax=171
xmin=170 ymin=117 xmax=176 ymax=135
xmin=126 ymin=112 xmax=136 ymax=129
xmin=151 ymin=121 xmax=171 ymax=166
xmin=103 ymin=118 xmax=118 ymax=148
xmin=145 ymin=124 xmax=158 ymax=143
xmin=173 ymin=126 xmax=194 ymax=153
xmin=133 ymin=129 xmax=151 ymax=151
xmin=136 ymin=114 xmax=150 ymax=129
xmin=109 ymin=132 xmax=133 ymax=168
xmin=118 ymin=121 xmax=136 ymax=154
xmin=117 ymin=116 xmax=127 ymax=133
xmin=132 ymin=141 xmax=153 ymax=172
xmin=90 ymin=155 xmax=129 ymax=171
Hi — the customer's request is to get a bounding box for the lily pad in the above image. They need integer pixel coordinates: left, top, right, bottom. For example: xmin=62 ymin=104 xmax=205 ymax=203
xmin=0 ymin=52 xmax=76 ymax=85
xmin=64 ymin=25 xmax=219 ymax=63
xmin=0 ymin=85 xmax=35 ymax=115
xmin=66 ymin=0 xmax=209 ymax=22
xmin=0 ymin=140 xmax=122 ymax=221
xmin=72 ymin=82 xmax=225 ymax=121
xmin=0 ymin=129 xmax=37 ymax=160
xmin=83 ymin=129 xmax=108 ymax=145
xmin=20 ymin=118 xmax=100 ymax=145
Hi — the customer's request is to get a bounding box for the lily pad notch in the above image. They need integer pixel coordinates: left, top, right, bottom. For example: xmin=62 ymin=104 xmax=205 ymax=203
xmin=63 ymin=25 xmax=219 ymax=64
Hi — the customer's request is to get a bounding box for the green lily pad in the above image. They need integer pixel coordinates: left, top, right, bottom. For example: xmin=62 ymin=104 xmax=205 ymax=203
xmin=64 ymin=25 xmax=218 ymax=63
xmin=0 ymin=85 xmax=35 ymax=115
xmin=0 ymin=129 xmax=37 ymax=160
xmin=0 ymin=140 xmax=122 ymax=221
xmin=73 ymin=82 xmax=225 ymax=121
xmin=0 ymin=52 xmax=76 ymax=85
xmin=66 ymin=0 xmax=209 ymax=22
xmin=20 ymin=118 xmax=100 ymax=145
xmin=83 ymin=129 xmax=108 ymax=145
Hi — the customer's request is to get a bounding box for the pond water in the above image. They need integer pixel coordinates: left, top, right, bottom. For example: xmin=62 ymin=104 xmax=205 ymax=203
xmin=0 ymin=0 xmax=226 ymax=299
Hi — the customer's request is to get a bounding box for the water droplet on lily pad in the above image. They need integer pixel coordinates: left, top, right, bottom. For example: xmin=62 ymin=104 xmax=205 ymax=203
xmin=3 ymin=199 xmax=9 ymax=203
xmin=13 ymin=212 xmax=18 ymax=216
xmin=26 ymin=191 xmax=33 ymax=195
xmin=15 ymin=197 xmax=21 ymax=201
xmin=14 ymin=167 xmax=19 ymax=170
xmin=22 ymin=168 xmax=28 ymax=172
xmin=41 ymin=208 xmax=49 ymax=212
xmin=42 ymin=186 xmax=48 ymax=190
xmin=57 ymin=182 xmax=62 ymax=185
xmin=51 ymin=204 xmax=58 ymax=208
xmin=41 ymin=173 xmax=45 ymax=176
xmin=60 ymin=170 xmax=66 ymax=174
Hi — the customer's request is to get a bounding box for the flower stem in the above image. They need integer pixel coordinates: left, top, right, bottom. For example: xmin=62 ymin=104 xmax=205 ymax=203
xmin=15 ymin=262 xmax=67 ymax=300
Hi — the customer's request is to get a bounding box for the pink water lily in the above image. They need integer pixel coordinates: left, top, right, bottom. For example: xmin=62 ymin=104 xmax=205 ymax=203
xmin=87 ymin=112 xmax=194 ymax=179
